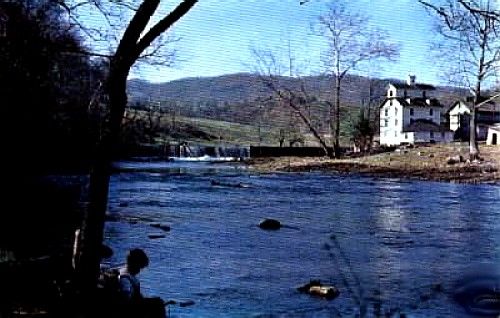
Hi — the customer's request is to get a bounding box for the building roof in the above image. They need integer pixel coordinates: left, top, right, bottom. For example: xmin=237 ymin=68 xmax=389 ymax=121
xmin=447 ymin=98 xmax=500 ymax=114
xmin=402 ymin=119 xmax=451 ymax=133
xmin=390 ymin=82 xmax=436 ymax=91
xmin=487 ymin=123 xmax=500 ymax=132
xmin=380 ymin=97 xmax=443 ymax=108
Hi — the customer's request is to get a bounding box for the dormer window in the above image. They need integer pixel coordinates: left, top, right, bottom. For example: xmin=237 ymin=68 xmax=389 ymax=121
xmin=429 ymin=109 xmax=433 ymax=116
xmin=389 ymin=90 xmax=393 ymax=97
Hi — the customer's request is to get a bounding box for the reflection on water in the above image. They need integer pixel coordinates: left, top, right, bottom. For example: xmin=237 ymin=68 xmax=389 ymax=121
xmin=104 ymin=161 xmax=500 ymax=317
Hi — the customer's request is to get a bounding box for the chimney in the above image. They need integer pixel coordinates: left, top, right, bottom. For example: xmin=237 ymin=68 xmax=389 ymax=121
xmin=407 ymin=74 xmax=416 ymax=86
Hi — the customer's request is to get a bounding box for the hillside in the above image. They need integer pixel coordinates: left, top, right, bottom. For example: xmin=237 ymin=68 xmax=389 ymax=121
xmin=125 ymin=73 xmax=467 ymax=147
xmin=127 ymin=72 xmax=465 ymax=107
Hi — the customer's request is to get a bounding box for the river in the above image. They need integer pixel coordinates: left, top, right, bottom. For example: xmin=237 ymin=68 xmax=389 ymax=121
xmin=103 ymin=161 xmax=500 ymax=317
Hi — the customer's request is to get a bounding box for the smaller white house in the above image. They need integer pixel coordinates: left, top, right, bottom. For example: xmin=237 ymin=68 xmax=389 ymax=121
xmin=487 ymin=124 xmax=500 ymax=145
xmin=379 ymin=75 xmax=453 ymax=146
xmin=447 ymin=97 xmax=500 ymax=140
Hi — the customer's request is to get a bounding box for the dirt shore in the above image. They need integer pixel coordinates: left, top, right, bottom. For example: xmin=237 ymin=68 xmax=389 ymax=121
xmin=245 ymin=144 xmax=500 ymax=184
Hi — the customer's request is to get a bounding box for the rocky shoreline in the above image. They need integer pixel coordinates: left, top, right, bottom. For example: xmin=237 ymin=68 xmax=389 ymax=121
xmin=244 ymin=144 xmax=500 ymax=185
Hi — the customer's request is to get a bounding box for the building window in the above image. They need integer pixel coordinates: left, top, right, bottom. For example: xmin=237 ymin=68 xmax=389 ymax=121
xmin=384 ymin=119 xmax=388 ymax=127
xmin=390 ymin=100 xmax=393 ymax=106
xmin=430 ymin=131 xmax=434 ymax=138
xmin=429 ymin=108 xmax=434 ymax=116
xmin=410 ymin=108 xmax=414 ymax=116
xmin=410 ymin=118 xmax=414 ymax=124
xmin=395 ymin=131 xmax=397 ymax=137
xmin=385 ymin=108 xmax=389 ymax=116
xmin=395 ymin=119 xmax=398 ymax=126
xmin=441 ymin=132 xmax=445 ymax=138
xmin=395 ymin=107 xmax=398 ymax=115
xmin=405 ymin=133 xmax=408 ymax=139
xmin=389 ymin=90 xmax=393 ymax=97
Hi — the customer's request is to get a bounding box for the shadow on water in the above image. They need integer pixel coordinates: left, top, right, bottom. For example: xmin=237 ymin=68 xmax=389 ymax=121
xmin=453 ymin=263 xmax=500 ymax=317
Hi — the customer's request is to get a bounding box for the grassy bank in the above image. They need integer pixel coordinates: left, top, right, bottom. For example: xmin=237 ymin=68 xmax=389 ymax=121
xmin=245 ymin=143 xmax=500 ymax=184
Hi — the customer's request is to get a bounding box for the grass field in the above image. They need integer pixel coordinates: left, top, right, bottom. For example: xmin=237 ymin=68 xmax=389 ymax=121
xmin=126 ymin=109 xmax=347 ymax=147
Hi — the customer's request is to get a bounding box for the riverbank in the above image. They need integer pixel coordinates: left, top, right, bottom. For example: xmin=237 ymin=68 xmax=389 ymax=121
xmin=245 ymin=144 xmax=500 ymax=184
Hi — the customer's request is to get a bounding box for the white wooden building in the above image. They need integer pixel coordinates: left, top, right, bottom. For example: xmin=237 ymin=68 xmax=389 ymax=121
xmin=487 ymin=124 xmax=500 ymax=145
xmin=379 ymin=75 xmax=453 ymax=146
xmin=447 ymin=97 xmax=500 ymax=140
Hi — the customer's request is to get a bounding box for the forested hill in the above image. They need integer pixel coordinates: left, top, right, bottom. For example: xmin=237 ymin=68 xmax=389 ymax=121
xmin=127 ymin=72 xmax=466 ymax=107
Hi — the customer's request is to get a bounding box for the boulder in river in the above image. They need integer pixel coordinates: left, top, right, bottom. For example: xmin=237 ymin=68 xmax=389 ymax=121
xmin=297 ymin=280 xmax=340 ymax=300
xmin=259 ymin=219 xmax=282 ymax=230
xmin=150 ymin=223 xmax=171 ymax=232
xmin=148 ymin=234 xmax=166 ymax=239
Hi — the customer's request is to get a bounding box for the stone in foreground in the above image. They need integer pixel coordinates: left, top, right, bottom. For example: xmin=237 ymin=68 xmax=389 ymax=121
xmin=259 ymin=218 xmax=282 ymax=230
xmin=297 ymin=280 xmax=340 ymax=300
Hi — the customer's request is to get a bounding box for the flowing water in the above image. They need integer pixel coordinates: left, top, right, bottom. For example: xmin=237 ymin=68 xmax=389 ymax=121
xmin=104 ymin=161 xmax=500 ymax=318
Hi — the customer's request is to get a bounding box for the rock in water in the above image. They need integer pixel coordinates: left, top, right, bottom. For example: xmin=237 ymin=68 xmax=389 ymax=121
xmin=297 ymin=280 xmax=340 ymax=300
xmin=159 ymin=225 xmax=171 ymax=232
xmin=259 ymin=219 xmax=282 ymax=230
xmin=308 ymin=285 xmax=340 ymax=299
xmin=179 ymin=300 xmax=195 ymax=307
xmin=150 ymin=223 xmax=171 ymax=232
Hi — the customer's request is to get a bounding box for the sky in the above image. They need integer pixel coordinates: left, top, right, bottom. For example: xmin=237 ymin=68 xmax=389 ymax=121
xmin=81 ymin=0 xmax=448 ymax=85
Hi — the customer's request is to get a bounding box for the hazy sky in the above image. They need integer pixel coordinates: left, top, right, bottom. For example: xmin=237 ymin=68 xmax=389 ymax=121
xmin=85 ymin=0 xmax=447 ymax=85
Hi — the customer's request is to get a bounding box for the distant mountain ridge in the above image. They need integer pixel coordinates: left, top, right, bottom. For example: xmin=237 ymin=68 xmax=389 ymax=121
xmin=127 ymin=72 xmax=466 ymax=107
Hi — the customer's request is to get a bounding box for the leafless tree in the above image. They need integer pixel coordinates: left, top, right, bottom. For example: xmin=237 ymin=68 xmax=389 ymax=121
xmin=316 ymin=2 xmax=398 ymax=157
xmin=253 ymin=47 xmax=333 ymax=157
xmin=54 ymin=0 xmax=198 ymax=298
xmin=419 ymin=0 xmax=500 ymax=160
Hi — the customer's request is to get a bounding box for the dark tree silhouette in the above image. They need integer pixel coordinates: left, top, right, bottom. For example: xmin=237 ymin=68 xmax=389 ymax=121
xmin=67 ymin=0 xmax=199 ymax=299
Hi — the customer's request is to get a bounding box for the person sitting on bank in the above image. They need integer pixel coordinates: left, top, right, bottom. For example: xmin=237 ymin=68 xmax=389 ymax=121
xmin=119 ymin=248 xmax=166 ymax=318
xmin=119 ymin=248 xmax=149 ymax=301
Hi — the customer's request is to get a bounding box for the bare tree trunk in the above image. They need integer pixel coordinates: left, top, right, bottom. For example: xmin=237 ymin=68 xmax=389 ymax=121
xmin=469 ymin=22 xmax=488 ymax=161
xmin=334 ymin=75 xmax=341 ymax=157
xmin=470 ymin=90 xmax=480 ymax=160
xmin=291 ymin=100 xmax=332 ymax=157
xmin=77 ymin=61 xmax=129 ymax=298
xmin=74 ymin=0 xmax=198 ymax=302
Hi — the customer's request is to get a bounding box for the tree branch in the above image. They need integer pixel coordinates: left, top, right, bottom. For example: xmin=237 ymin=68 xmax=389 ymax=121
xmin=133 ymin=0 xmax=198 ymax=61
xmin=115 ymin=0 xmax=161 ymax=64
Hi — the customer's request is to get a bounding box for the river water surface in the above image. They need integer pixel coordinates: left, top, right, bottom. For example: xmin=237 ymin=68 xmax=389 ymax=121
xmin=104 ymin=161 xmax=500 ymax=317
